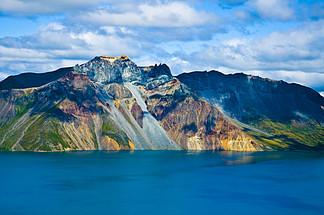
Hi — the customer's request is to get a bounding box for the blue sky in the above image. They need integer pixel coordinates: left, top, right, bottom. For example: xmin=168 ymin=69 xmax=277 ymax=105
xmin=0 ymin=0 xmax=324 ymax=94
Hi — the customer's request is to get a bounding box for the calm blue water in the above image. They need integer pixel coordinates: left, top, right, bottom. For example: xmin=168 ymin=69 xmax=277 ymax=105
xmin=0 ymin=151 xmax=323 ymax=215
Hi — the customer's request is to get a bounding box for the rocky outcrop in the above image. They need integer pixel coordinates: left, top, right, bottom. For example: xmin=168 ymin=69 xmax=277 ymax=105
xmin=0 ymin=72 xmax=133 ymax=151
xmin=6 ymin=56 xmax=318 ymax=151
xmin=105 ymin=83 xmax=132 ymax=100
xmin=131 ymin=101 xmax=143 ymax=128
xmin=74 ymin=56 xmax=174 ymax=87
xmin=177 ymin=71 xmax=324 ymax=122
xmin=139 ymin=77 xmax=260 ymax=151
xmin=147 ymin=96 xmax=259 ymax=151
xmin=177 ymin=71 xmax=324 ymax=150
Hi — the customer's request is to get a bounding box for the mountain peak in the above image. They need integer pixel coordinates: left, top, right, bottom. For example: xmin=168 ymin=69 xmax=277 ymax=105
xmin=74 ymin=55 xmax=173 ymax=86
xmin=99 ymin=55 xmax=130 ymax=63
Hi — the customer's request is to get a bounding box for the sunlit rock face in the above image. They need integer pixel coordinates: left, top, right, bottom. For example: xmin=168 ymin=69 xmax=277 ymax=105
xmin=74 ymin=55 xmax=173 ymax=87
xmin=0 ymin=55 xmax=262 ymax=151
xmin=140 ymin=78 xmax=260 ymax=151
xmin=73 ymin=55 xmax=131 ymax=84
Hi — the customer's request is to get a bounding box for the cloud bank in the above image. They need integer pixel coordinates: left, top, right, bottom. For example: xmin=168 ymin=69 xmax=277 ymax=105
xmin=0 ymin=0 xmax=324 ymax=92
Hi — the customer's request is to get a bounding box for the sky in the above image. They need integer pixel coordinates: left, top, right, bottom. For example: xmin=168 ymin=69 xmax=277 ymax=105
xmin=0 ymin=0 xmax=324 ymax=94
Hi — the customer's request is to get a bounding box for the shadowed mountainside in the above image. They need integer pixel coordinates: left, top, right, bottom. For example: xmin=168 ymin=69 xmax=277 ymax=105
xmin=177 ymin=71 xmax=324 ymax=150
xmin=177 ymin=71 xmax=324 ymax=122
xmin=0 ymin=67 xmax=73 ymax=90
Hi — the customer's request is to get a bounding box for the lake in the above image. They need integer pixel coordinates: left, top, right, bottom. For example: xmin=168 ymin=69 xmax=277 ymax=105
xmin=0 ymin=151 xmax=323 ymax=215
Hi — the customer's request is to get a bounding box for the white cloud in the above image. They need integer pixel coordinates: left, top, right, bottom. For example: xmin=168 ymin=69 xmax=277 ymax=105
xmin=0 ymin=1 xmax=224 ymax=78
xmin=0 ymin=0 xmax=323 ymax=93
xmin=247 ymin=0 xmax=295 ymax=21
xmin=0 ymin=72 xmax=9 ymax=80
xmin=267 ymin=70 xmax=324 ymax=89
xmin=1 ymin=18 xmax=324 ymax=91
xmin=38 ymin=22 xmax=65 ymax=31
xmin=0 ymin=23 xmax=139 ymax=76
xmin=225 ymin=69 xmax=324 ymax=90
xmin=71 ymin=2 xmax=219 ymax=27
xmin=192 ymin=20 xmax=324 ymax=73
xmin=0 ymin=0 xmax=124 ymax=16
xmin=233 ymin=9 xmax=254 ymax=21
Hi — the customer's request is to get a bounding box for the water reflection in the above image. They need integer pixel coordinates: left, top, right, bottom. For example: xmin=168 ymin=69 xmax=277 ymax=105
xmin=219 ymin=151 xmax=324 ymax=166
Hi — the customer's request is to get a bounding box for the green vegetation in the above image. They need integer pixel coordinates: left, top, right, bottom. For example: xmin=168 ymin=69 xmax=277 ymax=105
xmin=90 ymin=119 xmax=99 ymax=149
xmin=244 ymin=117 xmax=324 ymax=151
xmin=20 ymin=113 xmax=75 ymax=151
xmin=23 ymin=89 xmax=35 ymax=97
xmin=0 ymin=114 xmax=39 ymax=151
xmin=102 ymin=117 xmax=130 ymax=147
xmin=0 ymin=97 xmax=37 ymax=151
xmin=0 ymin=98 xmax=75 ymax=151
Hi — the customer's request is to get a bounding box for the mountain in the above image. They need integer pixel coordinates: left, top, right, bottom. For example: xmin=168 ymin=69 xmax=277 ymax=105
xmin=177 ymin=71 xmax=324 ymax=150
xmin=0 ymin=67 xmax=73 ymax=90
xmin=0 ymin=55 xmax=259 ymax=151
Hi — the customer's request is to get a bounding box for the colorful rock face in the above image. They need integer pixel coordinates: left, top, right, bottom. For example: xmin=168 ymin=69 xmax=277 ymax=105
xmin=177 ymin=71 xmax=324 ymax=150
xmin=1 ymin=55 xmax=322 ymax=151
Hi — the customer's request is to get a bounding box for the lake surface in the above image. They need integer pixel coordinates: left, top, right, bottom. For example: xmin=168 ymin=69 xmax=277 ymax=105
xmin=0 ymin=151 xmax=323 ymax=215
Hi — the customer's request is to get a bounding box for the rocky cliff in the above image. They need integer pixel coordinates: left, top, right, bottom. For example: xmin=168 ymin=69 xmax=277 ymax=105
xmin=177 ymin=71 xmax=324 ymax=150
xmin=0 ymin=56 xmax=260 ymax=151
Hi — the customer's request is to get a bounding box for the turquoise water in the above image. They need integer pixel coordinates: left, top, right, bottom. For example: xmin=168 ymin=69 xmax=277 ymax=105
xmin=0 ymin=151 xmax=323 ymax=215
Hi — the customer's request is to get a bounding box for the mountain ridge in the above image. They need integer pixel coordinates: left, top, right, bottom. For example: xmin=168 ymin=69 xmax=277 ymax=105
xmin=0 ymin=56 xmax=322 ymax=151
xmin=0 ymin=67 xmax=73 ymax=90
xmin=177 ymin=70 xmax=324 ymax=122
xmin=0 ymin=56 xmax=260 ymax=151
xmin=177 ymin=70 xmax=324 ymax=150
